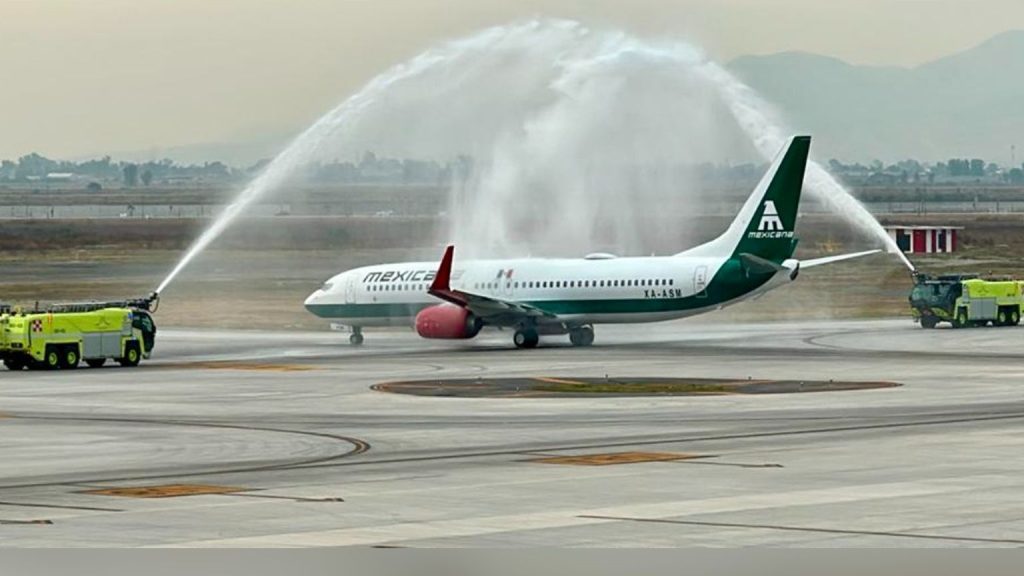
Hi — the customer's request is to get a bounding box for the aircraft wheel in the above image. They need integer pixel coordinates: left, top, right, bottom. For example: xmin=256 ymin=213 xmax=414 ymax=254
xmin=350 ymin=331 xmax=364 ymax=346
xmin=569 ymin=326 xmax=595 ymax=346
xmin=514 ymin=328 xmax=539 ymax=349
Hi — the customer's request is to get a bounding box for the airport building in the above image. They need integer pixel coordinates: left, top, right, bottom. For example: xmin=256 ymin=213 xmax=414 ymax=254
xmin=884 ymin=224 xmax=962 ymax=254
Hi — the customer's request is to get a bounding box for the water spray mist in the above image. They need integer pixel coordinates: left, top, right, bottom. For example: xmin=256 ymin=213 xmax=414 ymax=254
xmin=156 ymin=19 xmax=912 ymax=295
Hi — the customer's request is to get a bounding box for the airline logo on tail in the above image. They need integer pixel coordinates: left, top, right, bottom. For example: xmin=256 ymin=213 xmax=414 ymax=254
xmin=748 ymin=200 xmax=793 ymax=239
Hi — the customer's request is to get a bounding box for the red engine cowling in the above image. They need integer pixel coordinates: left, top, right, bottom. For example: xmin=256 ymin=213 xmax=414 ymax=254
xmin=415 ymin=304 xmax=482 ymax=339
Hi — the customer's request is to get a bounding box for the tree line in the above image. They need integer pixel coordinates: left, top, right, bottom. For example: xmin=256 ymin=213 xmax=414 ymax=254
xmin=3 ymin=150 xmax=1024 ymax=189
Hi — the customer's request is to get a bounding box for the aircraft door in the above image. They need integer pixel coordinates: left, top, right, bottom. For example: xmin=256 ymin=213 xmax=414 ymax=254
xmin=694 ymin=266 xmax=708 ymax=298
xmin=500 ymin=270 xmax=515 ymax=298
xmin=345 ymin=275 xmax=357 ymax=304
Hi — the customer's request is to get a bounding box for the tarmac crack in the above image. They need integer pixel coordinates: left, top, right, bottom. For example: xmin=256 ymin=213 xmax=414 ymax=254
xmin=286 ymin=409 xmax=1024 ymax=471
xmin=0 ymin=500 xmax=123 ymax=512
xmin=0 ymin=414 xmax=370 ymax=491
xmin=223 ymin=493 xmax=344 ymax=503
xmin=578 ymin=514 xmax=1024 ymax=545
xmin=800 ymin=330 xmax=1024 ymax=361
xmin=671 ymin=460 xmax=784 ymax=469
xmin=2 ymin=410 xmax=1021 ymax=493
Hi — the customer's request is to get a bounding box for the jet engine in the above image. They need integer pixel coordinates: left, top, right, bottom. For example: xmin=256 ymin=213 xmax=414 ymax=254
xmin=415 ymin=304 xmax=482 ymax=339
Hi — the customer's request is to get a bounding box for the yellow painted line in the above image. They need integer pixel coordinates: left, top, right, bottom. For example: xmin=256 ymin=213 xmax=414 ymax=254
xmin=529 ymin=451 xmax=701 ymax=466
xmin=82 ymin=484 xmax=248 ymax=498
xmin=533 ymin=376 xmax=584 ymax=386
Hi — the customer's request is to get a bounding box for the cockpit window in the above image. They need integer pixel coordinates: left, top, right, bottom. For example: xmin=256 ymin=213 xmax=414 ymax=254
xmin=321 ymin=282 xmax=333 ymax=292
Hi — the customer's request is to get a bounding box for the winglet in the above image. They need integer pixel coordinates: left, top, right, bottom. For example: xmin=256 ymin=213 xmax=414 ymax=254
xmin=430 ymin=245 xmax=454 ymax=292
xmin=427 ymin=245 xmax=468 ymax=307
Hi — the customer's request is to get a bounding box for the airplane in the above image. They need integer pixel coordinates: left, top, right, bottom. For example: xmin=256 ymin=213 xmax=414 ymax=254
xmin=304 ymin=135 xmax=878 ymax=348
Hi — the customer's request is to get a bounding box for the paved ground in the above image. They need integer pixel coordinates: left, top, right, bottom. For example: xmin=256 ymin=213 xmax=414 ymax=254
xmin=2 ymin=319 xmax=1024 ymax=547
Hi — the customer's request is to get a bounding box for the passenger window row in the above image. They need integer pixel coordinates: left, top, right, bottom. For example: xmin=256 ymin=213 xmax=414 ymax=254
xmin=473 ymin=278 xmax=674 ymax=290
xmin=369 ymin=284 xmax=427 ymax=292
xmin=367 ymin=278 xmax=677 ymax=294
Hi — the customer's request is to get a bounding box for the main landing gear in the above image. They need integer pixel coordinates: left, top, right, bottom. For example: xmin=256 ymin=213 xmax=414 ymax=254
xmin=512 ymin=325 xmax=595 ymax=349
xmin=349 ymin=327 xmax=364 ymax=346
xmin=513 ymin=327 xmax=539 ymax=349
xmin=568 ymin=325 xmax=594 ymax=347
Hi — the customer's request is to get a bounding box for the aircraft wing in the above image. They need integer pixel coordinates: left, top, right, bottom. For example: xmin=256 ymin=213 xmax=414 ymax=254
xmin=427 ymin=245 xmax=559 ymax=321
xmin=800 ymin=249 xmax=881 ymax=268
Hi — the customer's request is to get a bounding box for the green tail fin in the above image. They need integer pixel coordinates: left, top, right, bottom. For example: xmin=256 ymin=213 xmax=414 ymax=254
xmin=731 ymin=135 xmax=810 ymax=263
xmin=673 ymin=136 xmax=810 ymax=263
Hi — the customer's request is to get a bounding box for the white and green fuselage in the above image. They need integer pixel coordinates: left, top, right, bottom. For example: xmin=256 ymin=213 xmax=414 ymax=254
xmin=306 ymin=136 xmax=877 ymax=347
xmin=305 ymin=253 xmax=794 ymax=328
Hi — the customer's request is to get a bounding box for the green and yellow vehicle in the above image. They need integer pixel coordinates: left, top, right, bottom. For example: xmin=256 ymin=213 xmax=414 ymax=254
xmin=910 ymin=274 xmax=1023 ymax=328
xmin=0 ymin=294 xmax=158 ymax=371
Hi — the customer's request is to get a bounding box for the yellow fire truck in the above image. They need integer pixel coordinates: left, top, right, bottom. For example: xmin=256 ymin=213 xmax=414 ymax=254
xmin=910 ymin=274 xmax=1023 ymax=328
xmin=0 ymin=294 xmax=158 ymax=371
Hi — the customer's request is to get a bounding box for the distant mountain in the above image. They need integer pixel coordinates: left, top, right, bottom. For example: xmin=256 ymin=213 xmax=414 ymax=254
xmin=728 ymin=30 xmax=1024 ymax=162
xmin=76 ymin=133 xmax=292 ymax=168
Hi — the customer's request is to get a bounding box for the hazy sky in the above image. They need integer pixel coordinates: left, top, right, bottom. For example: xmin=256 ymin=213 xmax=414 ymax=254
xmin=2 ymin=0 xmax=1021 ymax=161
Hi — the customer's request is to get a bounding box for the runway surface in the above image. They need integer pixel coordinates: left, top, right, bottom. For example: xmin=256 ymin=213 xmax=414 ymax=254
xmin=2 ymin=318 xmax=1024 ymax=547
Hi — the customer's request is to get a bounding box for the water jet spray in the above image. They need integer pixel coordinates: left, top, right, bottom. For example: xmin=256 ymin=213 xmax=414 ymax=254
xmin=154 ymin=19 xmax=913 ymax=295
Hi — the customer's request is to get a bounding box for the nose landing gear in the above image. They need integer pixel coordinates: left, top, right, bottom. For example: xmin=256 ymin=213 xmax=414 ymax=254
xmin=349 ymin=327 xmax=364 ymax=346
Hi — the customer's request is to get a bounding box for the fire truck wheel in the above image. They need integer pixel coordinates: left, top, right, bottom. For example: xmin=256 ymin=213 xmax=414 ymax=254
xmin=920 ymin=316 xmax=938 ymax=329
xmin=86 ymin=358 xmax=106 ymax=369
xmin=59 ymin=346 xmax=80 ymax=369
xmin=119 ymin=342 xmax=141 ymax=367
xmin=43 ymin=346 xmax=61 ymax=370
xmin=1011 ymin=309 xmax=1021 ymax=326
xmin=953 ymin=309 xmax=968 ymax=329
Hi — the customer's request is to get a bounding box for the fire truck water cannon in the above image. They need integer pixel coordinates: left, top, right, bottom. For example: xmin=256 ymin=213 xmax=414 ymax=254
xmin=36 ymin=292 xmax=160 ymax=314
